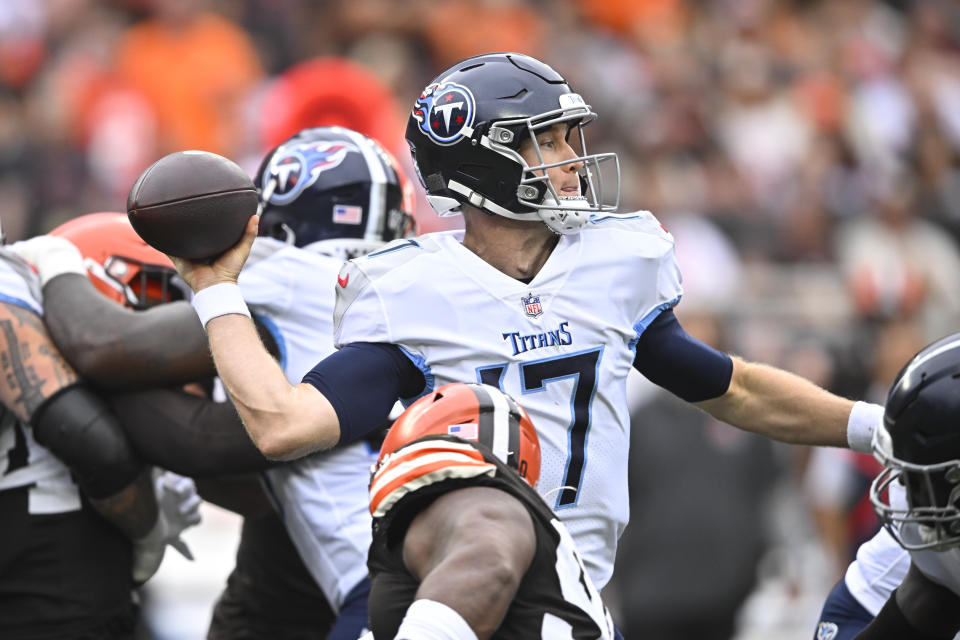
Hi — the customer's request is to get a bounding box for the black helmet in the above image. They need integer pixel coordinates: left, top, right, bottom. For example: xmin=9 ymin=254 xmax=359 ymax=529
xmin=870 ymin=332 xmax=960 ymax=550
xmin=404 ymin=52 xmax=620 ymax=234
xmin=256 ymin=126 xmax=415 ymax=258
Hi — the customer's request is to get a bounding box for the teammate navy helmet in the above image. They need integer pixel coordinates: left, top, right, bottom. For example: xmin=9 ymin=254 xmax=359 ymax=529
xmin=378 ymin=383 xmax=541 ymax=488
xmin=870 ymin=331 xmax=960 ymax=550
xmin=256 ymin=126 xmax=415 ymax=259
xmin=50 ymin=212 xmax=186 ymax=309
xmin=405 ymin=52 xmax=621 ymax=235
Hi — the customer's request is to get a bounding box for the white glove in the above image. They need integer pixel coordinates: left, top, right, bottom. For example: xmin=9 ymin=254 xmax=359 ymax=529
xmin=132 ymin=470 xmax=203 ymax=584
xmin=7 ymin=235 xmax=86 ymax=287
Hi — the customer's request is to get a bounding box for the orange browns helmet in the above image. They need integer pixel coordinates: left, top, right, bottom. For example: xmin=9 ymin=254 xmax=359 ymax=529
xmin=50 ymin=212 xmax=186 ymax=309
xmin=370 ymin=383 xmax=541 ymax=518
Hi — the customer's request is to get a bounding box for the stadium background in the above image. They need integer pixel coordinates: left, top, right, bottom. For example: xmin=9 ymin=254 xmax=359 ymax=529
xmin=2 ymin=0 xmax=959 ymax=638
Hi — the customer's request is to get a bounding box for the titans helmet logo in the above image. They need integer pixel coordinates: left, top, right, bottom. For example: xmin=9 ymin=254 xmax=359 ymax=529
xmin=264 ymin=140 xmax=358 ymax=205
xmin=412 ymin=81 xmax=475 ymax=146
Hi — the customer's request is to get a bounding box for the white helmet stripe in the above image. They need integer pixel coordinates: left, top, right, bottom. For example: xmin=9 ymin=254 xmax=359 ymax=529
xmin=489 ymin=385 xmax=511 ymax=464
xmin=471 ymin=383 xmax=511 ymax=464
xmin=338 ymin=127 xmax=388 ymax=242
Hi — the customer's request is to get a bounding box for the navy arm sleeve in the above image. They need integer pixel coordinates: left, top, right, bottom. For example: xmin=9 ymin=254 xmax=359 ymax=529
xmin=633 ymin=309 xmax=733 ymax=402
xmin=302 ymin=342 xmax=425 ymax=444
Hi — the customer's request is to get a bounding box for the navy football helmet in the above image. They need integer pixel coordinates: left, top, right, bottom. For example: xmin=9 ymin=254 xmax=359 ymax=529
xmin=870 ymin=332 xmax=960 ymax=550
xmin=256 ymin=126 xmax=415 ymax=259
xmin=405 ymin=52 xmax=620 ymax=235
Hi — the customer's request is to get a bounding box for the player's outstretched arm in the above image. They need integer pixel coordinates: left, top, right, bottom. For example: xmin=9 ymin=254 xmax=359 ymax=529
xmin=632 ymin=310 xmax=880 ymax=451
xmin=400 ymin=486 xmax=536 ymax=639
xmin=695 ymin=356 xmax=872 ymax=449
xmin=108 ymin=388 xmax=274 ymax=477
xmin=43 ymin=277 xmax=214 ymax=389
xmin=9 ymin=235 xmax=214 ymax=389
xmin=170 ymin=215 xmax=341 ymax=460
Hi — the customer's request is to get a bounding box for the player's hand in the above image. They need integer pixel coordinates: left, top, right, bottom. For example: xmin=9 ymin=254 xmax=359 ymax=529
xmin=132 ymin=469 xmax=203 ymax=583
xmin=169 ymin=214 xmax=258 ymax=293
xmin=7 ymin=235 xmax=86 ymax=287
xmin=156 ymin=470 xmax=202 ymax=560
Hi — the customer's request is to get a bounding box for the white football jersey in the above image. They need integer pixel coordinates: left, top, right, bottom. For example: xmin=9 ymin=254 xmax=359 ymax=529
xmin=844 ymin=526 xmax=910 ymax=615
xmin=239 ymin=237 xmax=377 ymax=611
xmin=334 ymin=213 xmax=683 ymax=587
xmin=0 ymin=251 xmax=81 ymax=514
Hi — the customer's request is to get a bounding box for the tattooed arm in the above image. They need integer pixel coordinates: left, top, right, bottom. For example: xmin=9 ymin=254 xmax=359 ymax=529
xmin=40 ymin=273 xmax=214 ymax=390
xmin=0 ymin=299 xmax=79 ymax=422
xmin=0 ymin=299 xmax=158 ymax=540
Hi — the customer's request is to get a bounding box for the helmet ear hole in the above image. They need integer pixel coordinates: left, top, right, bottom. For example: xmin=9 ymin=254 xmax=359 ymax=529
xmin=261 ymin=218 xmax=294 ymax=244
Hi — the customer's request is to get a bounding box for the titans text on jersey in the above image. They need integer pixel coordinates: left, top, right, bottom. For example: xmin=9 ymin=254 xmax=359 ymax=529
xmin=502 ymin=321 xmax=573 ymax=356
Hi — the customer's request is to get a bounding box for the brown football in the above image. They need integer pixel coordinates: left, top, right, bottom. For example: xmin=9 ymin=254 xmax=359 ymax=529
xmin=127 ymin=150 xmax=258 ymax=261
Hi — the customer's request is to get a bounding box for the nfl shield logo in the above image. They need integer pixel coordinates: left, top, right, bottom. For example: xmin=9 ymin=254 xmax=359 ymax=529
xmin=816 ymin=622 xmax=838 ymax=640
xmin=522 ymin=293 xmax=543 ymax=318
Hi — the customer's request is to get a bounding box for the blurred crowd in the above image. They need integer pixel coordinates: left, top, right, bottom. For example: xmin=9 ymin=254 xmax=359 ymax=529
xmin=4 ymin=0 xmax=960 ymax=637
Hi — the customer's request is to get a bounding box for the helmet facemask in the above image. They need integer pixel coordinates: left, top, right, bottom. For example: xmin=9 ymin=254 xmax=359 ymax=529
xmin=435 ymin=101 xmax=621 ymax=235
xmin=488 ymin=103 xmax=620 ymax=234
xmin=870 ymin=422 xmax=960 ymax=551
xmin=49 ymin=212 xmax=187 ymax=310
xmin=84 ymin=254 xmax=189 ymax=310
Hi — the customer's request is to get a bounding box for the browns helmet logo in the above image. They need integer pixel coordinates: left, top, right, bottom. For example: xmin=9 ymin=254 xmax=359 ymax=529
xmin=411 ymin=81 xmax=476 ymax=146
xmin=264 ymin=140 xmax=358 ymax=205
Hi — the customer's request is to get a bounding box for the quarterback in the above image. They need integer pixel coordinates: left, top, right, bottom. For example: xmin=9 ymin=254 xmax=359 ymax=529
xmin=172 ymin=52 xmax=884 ymax=590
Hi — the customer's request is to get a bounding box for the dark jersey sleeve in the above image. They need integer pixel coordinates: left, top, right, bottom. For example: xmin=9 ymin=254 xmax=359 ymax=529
xmin=302 ymin=342 xmax=425 ymax=444
xmin=108 ymin=389 xmax=273 ymax=477
xmin=854 ymin=563 xmax=960 ymax=640
xmin=41 ymin=273 xmax=214 ymax=390
xmin=633 ymin=309 xmax=733 ymax=402
xmin=854 ymin=591 xmax=958 ymax=640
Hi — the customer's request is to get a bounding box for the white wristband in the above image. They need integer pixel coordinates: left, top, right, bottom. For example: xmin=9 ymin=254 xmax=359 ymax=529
xmin=191 ymin=282 xmax=250 ymax=328
xmin=394 ymin=599 xmax=478 ymax=640
xmin=847 ymin=401 xmax=884 ymax=453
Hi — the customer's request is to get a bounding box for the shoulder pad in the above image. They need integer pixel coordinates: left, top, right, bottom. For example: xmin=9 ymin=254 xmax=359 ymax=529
xmin=587 ymin=210 xmax=674 ymax=241
xmin=360 ymin=238 xmax=426 ymax=268
xmin=0 ymin=248 xmax=42 ymax=309
xmin=369 ymin=438 xmax=496 ymax=519
xmin=333 ymin=238 xmax=427 ymax=331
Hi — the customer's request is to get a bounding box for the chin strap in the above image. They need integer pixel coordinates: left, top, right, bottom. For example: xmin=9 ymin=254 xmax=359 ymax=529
xmin=445 ymin=180 xmax=539 ymax=222
xmin=538 ymin=194 xmax=593 ymax=235
xmin=444 ymin=179 xmax=598 ymax=235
